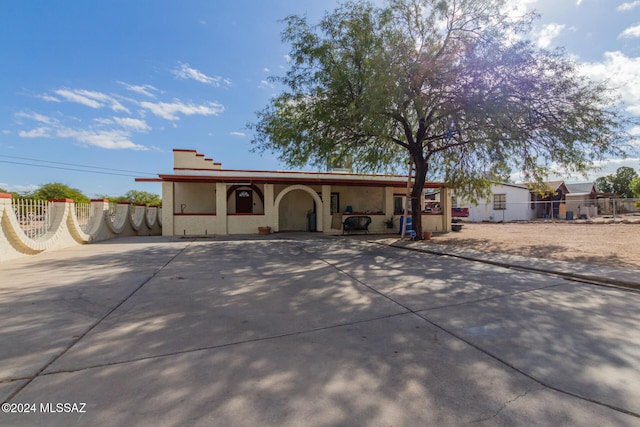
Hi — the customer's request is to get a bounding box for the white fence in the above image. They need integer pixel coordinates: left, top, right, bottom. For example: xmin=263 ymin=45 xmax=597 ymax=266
xmin=0 ymin=196 xmax=162 ymax=262
xmin=12 ymin=198 xmax=53 ymax=240
xmin=74 ymin=202 xmax=91 ymax=233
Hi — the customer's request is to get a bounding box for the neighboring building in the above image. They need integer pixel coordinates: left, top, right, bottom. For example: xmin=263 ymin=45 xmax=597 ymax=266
xmin=137 ymin=149 xmax=452 ymax=236
xmin=565 ymin=182 xmax=597 ymax=219
xmin=456 ymin=183 xmax=533 ymax=222
xmin=530 ymin=180 xmax=568 ymax=219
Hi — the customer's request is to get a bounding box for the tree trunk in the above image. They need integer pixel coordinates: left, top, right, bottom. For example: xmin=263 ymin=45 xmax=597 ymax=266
xmin=411 ymin=159 xmax=427 ymax=239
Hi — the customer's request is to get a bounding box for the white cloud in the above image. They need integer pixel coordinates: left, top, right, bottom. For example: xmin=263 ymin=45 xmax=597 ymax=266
xmin=0 ymin=183 xmax=40 ymax=193
xmin=139 ymin=100 xmax=224 ymax=121
xmin=39 ymin=94 xmax=61 ymax=103
xmin=264 ymin=68 xmax=270 ymax=73
xmin=284 ymin=54 xmax=292 ymax=63
xmin=118 ymin=82 xmax=160 ymax=98
xmin=576 ymin=0 xmax=583 ymax=5
xmin=536 ymin=23 xmax=565 ymax=48
xmin=172 ymin=62 xmax=231 ymax=87
xmin=229 ymin=131 xmax=245 ymax=137
xmin=579 ymin=51 xmax=640 ymax=116
xmin=617 ymin=1 xmax=640 ymax=11
xmin=619 ymin=23 xmax=640 ymax=39
xmin=18 ymin=127 xmax=51 ymax=138
xmin=113 ymin=117 xmax=151 ymax=132
xmin=15 ymin=112 xmax=57 ymax=125
xmin=56 ymin=128 xmax=147 ymax=151
xmin=54 ymin=88 xmax=129 ymax=113
xmin=258 ymin=80 xmax=275 ymax=89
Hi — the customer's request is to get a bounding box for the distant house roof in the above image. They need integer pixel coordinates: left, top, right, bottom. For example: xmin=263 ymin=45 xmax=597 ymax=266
xmin=565 ymin=182 xmax=596 ymax=194
xmin=543 ymin=180 xmax=565 ymax=192
xmin=523 ymin=180 xmax=568 ymax=195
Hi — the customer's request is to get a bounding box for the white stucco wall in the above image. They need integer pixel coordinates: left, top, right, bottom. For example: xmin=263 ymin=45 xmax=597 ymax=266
xmin=174 ymin=182 xmax=216 ymax=214
xmin=332 ymin=186 xmax=385 ymax=213
xmin=173 ymin=215 xmax=218 ymax=236
xmin=463 ymin=184 xmax=533 ymax=222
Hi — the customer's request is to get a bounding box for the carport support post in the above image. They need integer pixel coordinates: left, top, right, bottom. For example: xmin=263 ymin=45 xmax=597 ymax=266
xmin=216 ymin=183 xmax=228 ymax=235
xmin=321 ymin=185 xmax=331 ymax=233
xmin=264 ymin=184 xmax=275 ymax=230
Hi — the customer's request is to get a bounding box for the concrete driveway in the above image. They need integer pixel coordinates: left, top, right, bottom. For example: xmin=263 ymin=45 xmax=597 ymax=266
xmin=1 ymin=234 xmax=639 ymax=426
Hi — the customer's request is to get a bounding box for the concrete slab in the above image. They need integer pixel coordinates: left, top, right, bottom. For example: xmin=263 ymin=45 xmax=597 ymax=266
xmin=424 ymin=282 xmax=640 ymax=415
xmin=45 ymin=239 xmax=406 ymax=372
xmin=0 ymin=237 xmax=190 ymax=381
xmin=1 ymin=235 xmax=639 ymax=425
xmin=2 ymin=315 xmax=635 ymax=426
xmin=289 ymin=237 xmax=566 ymax=310
xmin=0 ymin=380 xmax=28 ymax=403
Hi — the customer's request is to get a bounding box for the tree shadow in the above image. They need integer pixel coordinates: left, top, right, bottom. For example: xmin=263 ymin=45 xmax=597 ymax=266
xmin=0 ymin=236 xmax=638 ymax=425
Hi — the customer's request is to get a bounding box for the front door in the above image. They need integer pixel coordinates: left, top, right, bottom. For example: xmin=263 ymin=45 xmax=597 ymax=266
xmin=236 ymin=190 xmax=253 ymax=213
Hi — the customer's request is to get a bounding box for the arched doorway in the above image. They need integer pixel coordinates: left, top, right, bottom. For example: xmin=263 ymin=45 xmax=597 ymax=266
xmin=273 ymin=185 xmax=324 ymax=232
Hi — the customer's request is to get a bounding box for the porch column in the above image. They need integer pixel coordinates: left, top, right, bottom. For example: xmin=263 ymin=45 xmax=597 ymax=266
xmin=264 ymin=184 xmax=275 ymax=229
xmin=321 ymin=185 xmax=331 ymax=233
xmin=162 ymin=181 xmax=174 ymax=236
xmin=384 ymin=187 xmax=394 ymax=218
xmin=441 ymin=186 xmax=452 ymax=232
xmin=216 ymin=183 xmax=228 ymax=235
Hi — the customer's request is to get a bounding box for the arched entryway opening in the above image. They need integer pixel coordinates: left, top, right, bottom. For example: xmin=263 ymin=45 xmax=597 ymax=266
xmin=273 ymin=185 xmax=323 ymax=232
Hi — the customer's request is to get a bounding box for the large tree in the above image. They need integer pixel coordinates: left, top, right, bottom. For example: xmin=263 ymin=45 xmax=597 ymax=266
xmin=97 ymin=190 xmax=162 ymax=206
xmin=595 ymin=166 xmax=638 ymax=198
xmin=251 ymin=0 xmax=632 ymax=238
xmin=31 ymin=182 xmax=90 ymax=204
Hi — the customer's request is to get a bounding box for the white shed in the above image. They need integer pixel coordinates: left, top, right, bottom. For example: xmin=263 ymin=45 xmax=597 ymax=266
xmin=458 ymin=183 xmax=534 ymax=222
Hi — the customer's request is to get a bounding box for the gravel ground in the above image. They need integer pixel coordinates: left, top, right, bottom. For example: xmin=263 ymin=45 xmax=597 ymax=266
xmin=426 ymin=220 xmax=640 ymax=269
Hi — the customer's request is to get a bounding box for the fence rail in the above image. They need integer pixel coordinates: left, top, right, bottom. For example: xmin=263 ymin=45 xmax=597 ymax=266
xmin=74 ymin=203 xmax=91 ymax=232
xmin=12 ymin=198 xmax=53 ymax=240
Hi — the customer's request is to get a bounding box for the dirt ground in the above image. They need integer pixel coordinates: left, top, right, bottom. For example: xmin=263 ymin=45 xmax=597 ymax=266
xmin=425 ymin=221 xmax=640 ymax=269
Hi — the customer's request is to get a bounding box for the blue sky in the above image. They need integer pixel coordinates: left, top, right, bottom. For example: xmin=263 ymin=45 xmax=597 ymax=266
xmin=1 ymin=0 xmax=639 ymax=198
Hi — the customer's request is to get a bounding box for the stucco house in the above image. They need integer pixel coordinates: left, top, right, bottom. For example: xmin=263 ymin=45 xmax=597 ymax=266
xmin=137 ymin=149 xmax=452 ymax=236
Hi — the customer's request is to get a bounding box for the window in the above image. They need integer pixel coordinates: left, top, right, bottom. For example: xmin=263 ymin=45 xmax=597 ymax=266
xmin=393 ymin=195 xmax=404 ymax=214
xmin=330 ymin=193 xmax=340 ymax=214
xmin=493 ymin=194 xmax=506 ymax=210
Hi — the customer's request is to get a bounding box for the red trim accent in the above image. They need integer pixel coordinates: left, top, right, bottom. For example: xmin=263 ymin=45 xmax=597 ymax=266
xmin=49 ymin=198 xmax=73 ymax=203
xmin=227 ymin=213 xmax=265 ymax=216
xmin=135 ymin=178 xmax=162 ymax=182
xmin=174 ymin=213 xmax=216 ymax=216
xmin=0 ymin=193 xmax=12 ymax=199
xmin=91 ymin=199 xmax=109 ymax=202
xmin=172 ymin=168 xmax=212 ymax=172
xmin=173 ymin=149 xmax=198 ymax=153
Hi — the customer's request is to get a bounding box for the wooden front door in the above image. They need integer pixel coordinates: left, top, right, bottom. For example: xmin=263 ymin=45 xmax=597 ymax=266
xmin=236 ymin=190 xmax=253 ymax=213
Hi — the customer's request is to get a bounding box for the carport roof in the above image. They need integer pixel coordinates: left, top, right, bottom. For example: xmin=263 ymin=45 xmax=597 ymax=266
xmin=137 ymin=168 xmax=444 ymax=188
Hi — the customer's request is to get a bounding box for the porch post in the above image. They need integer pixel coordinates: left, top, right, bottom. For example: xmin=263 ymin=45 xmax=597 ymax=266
xmin=216 ymin=183 xmax=228 ymax=235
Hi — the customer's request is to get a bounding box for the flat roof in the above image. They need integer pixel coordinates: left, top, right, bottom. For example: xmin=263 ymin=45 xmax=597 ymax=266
xmin=137 ymin=168 xmax=445 ymax=188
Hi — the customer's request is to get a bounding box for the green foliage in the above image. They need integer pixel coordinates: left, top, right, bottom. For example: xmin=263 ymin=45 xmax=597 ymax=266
xmin=628 ymin=176 xmax=640 ymax=198
xmin=595 ymin=167 xmax=638 ymax=198
xmin=251 ymin=0 xmax=635 ymax=236
xmin=98 ymin=190 xmax=161 ymax=206
xmin=30 ymin=183 xmax=90 ymax=203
